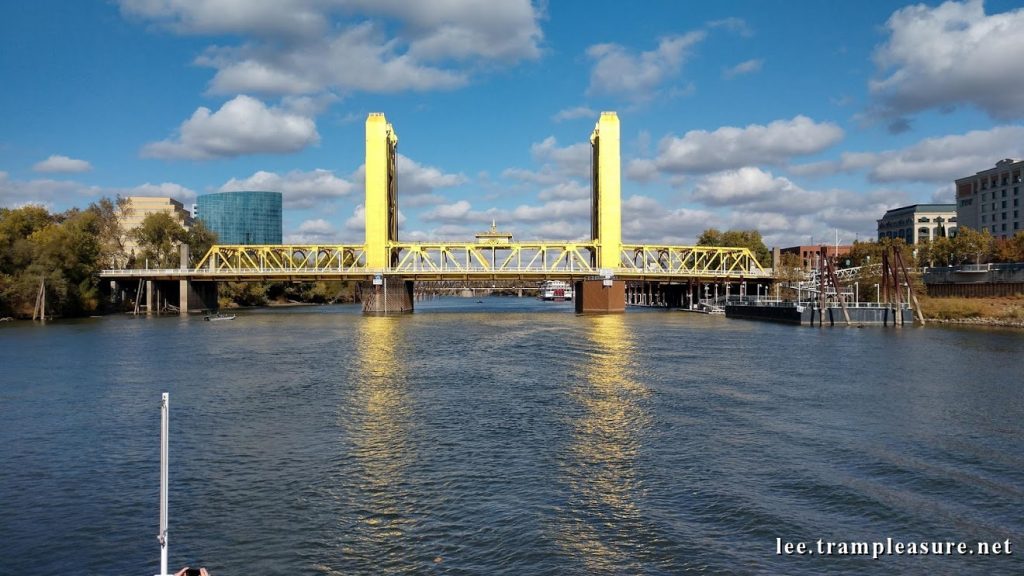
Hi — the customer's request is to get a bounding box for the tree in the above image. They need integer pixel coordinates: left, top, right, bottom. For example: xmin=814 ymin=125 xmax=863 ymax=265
xmin=917 ymin=236 xmax=954 ymax=267
xmin=185 ymin=220 xmax=218 ymax=266
xmin=92 ymin=196 xmax=131 ymax=269
xmin=951 ymin=226 xmax=992 ymax=265
xmin=992 ymin=232 xmax=1024 ymax=263
xmin=697 ymin=228 xmax=771 ymax=267
xmin=132 ymin=212 xmax=187 ymax=268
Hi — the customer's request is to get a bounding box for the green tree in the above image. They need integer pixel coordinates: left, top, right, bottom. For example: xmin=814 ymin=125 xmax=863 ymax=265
xmin=697 ymin=228 xmax=771 ymax=267
xmin=185 ymin=220 xmax=218 ymax=266
xmin=132 ymin=212 xmax=187 ymax=268
xmin=951 ymin=226 xmax=992 ymax=265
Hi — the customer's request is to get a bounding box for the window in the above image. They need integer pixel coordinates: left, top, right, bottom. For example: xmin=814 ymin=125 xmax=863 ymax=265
xmin=1002 ymin=190 xmax=1008 ymax=197
xmin=1002 ymin=212 xmax=1007 ymax=220
xmin=1003 ymin=200 xmax=1008 ymax=208
xmin=1002 ymin=223 xmax=1007 ymax=231
xmin=982 ymin=215 xmax=988 ymax=223
xmin=982 ymin=192 xmax=988 ymax=200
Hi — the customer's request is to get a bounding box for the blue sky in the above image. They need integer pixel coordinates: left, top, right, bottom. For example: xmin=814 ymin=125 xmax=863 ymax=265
xmin=2 ymin=0 xmax=1024 ymax=248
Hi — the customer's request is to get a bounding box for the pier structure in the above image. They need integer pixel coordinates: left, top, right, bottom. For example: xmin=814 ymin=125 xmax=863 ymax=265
xmin=102 ymin=112 xmax=770 ymax=314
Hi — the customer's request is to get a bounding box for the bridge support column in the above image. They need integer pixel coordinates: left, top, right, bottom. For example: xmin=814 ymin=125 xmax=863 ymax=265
xmin=361 ymin=279 xmax=414 ymax=314
xmin=574 ymin=279 xmax=625 ymax=313
xmin=179 ymin=280 xmax=219 ymax=314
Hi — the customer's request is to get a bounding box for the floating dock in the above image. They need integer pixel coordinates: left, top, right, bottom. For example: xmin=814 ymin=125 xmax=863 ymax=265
xmin=725 ymin=301 xmax=914 ymax=326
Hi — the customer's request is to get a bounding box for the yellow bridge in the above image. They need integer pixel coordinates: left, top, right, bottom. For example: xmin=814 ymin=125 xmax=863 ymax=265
xmin=102 ymin=112 xmax=769 ymax=312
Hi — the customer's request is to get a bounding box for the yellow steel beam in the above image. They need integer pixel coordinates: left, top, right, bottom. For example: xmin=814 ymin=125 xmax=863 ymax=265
xmin=190 ymin=242 xmax=768 ymax=279
xmin=591 ymin=112 xmax=622 ymax=270
xmin=364 ymin=113 xmax=398 ymax=269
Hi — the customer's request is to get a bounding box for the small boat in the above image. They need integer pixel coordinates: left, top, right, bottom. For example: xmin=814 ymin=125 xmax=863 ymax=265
xmin=204 ymin=313 xmax=236 ymax=321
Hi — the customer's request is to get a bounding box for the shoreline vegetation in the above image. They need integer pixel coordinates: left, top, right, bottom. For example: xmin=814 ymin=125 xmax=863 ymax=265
xmin=917 ymin=295 xmax=1024 ymax=328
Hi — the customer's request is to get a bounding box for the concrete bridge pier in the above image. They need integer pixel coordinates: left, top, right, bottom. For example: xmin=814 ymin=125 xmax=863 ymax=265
xmin=362 ymin=278 xmax=415 ymax=314
xmin=574 ymin=279 xmax=625 ymax=313
xmin=179 ymin=280 xmax=219 ymax=313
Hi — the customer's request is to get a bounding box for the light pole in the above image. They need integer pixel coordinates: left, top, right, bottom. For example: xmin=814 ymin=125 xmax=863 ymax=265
xmin=875 ymin=284 xmax=879 ymax=304
xmin=855 ymin=282 xmax=859 ymax=306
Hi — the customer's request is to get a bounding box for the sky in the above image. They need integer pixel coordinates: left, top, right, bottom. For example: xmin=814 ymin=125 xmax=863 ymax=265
xmin=2 ymin=0 xmax=1024 ymax=248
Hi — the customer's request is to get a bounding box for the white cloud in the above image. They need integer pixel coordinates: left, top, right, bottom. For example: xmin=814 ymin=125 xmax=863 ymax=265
xmin=652 ymin=116 xmax=844 ymax=174
xmin=124 ymin=182 xmax=198 ymax=202
xmin=790 ymin=125 xmax=1024 ymax=183
xmin=537 ymin=181 xmax=589 ymax=201
xmin=586 ymin=32 xmax=706 ymax=102
xmin=397 ymin=154 xmax=467 ymax=195
xmin=691 ymin=167 xmax=802 ymax=206
xmin=122 ymin=0 xmax=542 ymax=96
xmin=142 ymin=95 xmax=319 ymax=159
xmin=620 ymin=194 xmax=717 ymax=244
xmin=296 ymin=218 xmax=336 ymax=236
xmin=866 ymin=126 xmax=1024 ymax=182
xmin=870 ymin=0 xmax=1024 ymax=120
xmin=626 ymin=159 xmax=659 ymax=183
xmin=707 ymin=17 xmax=753 ymax=37
xmin=422 ymin=199 xmax=473 ymax=221
xmin=0 ymin=172 xmax=99 ymax=208
xmin=350 ymin=153 xmax=466 ymax=204
xmin=552 ymin=106 xmax=597 ymax=122
xmin=33 ymin=155 xmax=93 ymax=173
xmin=220 ymin=168 xmax=353 ymax=208
xmin=504 ymin=136 xmax=592 ymax=185
xmin=723 ymin=58 xmax=763 ymax=79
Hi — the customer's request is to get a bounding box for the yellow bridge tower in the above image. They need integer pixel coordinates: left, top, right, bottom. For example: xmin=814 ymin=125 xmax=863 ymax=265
xmin=591 ymin=112 xmax=622 ymax=271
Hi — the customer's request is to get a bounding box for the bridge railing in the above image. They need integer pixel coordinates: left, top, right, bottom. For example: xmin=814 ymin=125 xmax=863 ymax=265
xmin=619 ymin=245 xmax=768 ymax=277
xmin=102 ymin=242 xmax=771 ymax=279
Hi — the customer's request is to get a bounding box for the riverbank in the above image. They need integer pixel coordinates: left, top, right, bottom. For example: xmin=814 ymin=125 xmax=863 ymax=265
xmin=917 ymin=295 xmax=1024 ymax=328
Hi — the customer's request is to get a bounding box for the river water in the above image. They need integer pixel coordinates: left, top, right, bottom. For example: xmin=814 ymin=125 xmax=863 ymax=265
xmin=1 ymin=298 xmax=1021 ymax=575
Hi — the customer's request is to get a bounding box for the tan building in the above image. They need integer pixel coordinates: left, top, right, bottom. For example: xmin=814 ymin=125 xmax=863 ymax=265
xmin=877 ymin=204 xmax=957 ymax=244
xmin=119 ymin=196 xmax=194 ymax=263
xmin=955 ymin=158 xmax=1023 ymax=238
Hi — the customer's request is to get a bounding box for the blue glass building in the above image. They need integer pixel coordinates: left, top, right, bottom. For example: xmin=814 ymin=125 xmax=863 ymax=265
xmin=196 ymin=191 xmax=282 ymax=245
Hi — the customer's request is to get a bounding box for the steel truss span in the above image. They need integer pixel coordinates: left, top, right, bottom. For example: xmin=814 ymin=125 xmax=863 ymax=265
xmin=101 ymin=242 xmax=768 ymax=281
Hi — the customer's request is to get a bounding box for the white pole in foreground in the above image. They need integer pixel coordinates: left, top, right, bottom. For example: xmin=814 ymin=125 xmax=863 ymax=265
xmin=158 ymin=393 xmax=170 ymax=576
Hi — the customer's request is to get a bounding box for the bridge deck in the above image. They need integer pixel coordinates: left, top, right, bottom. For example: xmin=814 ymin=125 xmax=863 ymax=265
xmin=100 ymin=243 xmax=771 ymax=282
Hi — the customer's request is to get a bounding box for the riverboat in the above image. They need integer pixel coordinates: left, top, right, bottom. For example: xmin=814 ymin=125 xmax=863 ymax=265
xmin=539 ymin=280 xmax=573 ymax=301
xmin=204 ymin=313 xmax=236 ymax=321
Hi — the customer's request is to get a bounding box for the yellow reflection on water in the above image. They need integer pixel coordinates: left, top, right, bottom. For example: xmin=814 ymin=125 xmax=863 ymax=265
xmin=559 ymin=314 xmax=652 ymax=572
xmin=349 ymin=316 xmax=413 ymax=555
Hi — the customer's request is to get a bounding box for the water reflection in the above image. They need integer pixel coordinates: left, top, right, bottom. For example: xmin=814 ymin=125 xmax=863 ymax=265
xmin=559 ymin=314 xmax=652 ymax=573
xmin=341 ymin=316 xmax=415 ymax=571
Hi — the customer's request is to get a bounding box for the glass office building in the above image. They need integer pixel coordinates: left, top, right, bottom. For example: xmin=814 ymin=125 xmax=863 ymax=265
xmin=196 ymin=191 xmax=283 ymax=245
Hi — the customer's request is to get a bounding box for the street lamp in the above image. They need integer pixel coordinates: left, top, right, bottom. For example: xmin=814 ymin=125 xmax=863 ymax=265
xmin=854 ymin=281 xmax=859 ymax=306
xmin=875 ymin=283 xmax=879 ymax=304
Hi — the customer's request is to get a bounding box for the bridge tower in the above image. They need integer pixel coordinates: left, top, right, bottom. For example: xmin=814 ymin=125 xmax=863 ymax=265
xmin=577 ymin=112 xmax=626 ymax=312
xmin=591 ymin=111 xmax=622 ymax=270
xmin=363 ymin=113 xmax=413 ymax=313
xmin=364 ymin=113 xmax=399 ymax=269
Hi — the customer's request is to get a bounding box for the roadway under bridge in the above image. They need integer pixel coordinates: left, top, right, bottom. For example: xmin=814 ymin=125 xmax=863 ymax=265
xmin=101 ymin=112 xmax=771 ymax=314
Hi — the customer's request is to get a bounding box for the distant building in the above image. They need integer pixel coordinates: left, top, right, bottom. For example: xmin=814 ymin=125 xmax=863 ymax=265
xmin=195 ymin=191 xmax=282 ymax=245
xmin=876 ymin=204 xmax=957 ymax=244
xmin=119 ymin=196 xmax=194 ymax=260
xmin=955 ymin=158 xmax=1023 ymax=238
xmin=780 ymin=245 xmax=852 ymax=270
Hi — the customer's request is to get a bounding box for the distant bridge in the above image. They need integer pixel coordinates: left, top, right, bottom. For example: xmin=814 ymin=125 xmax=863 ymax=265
xmin=102 ymin=112 xmax=769 ymax=313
